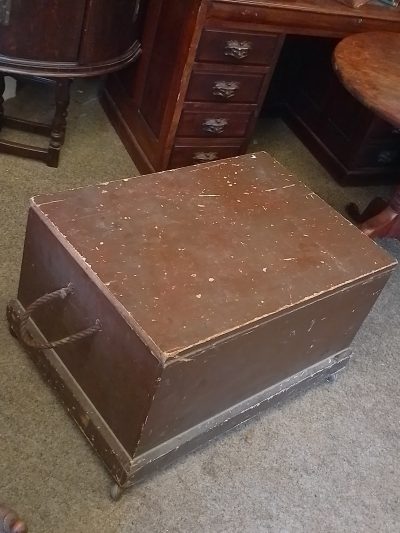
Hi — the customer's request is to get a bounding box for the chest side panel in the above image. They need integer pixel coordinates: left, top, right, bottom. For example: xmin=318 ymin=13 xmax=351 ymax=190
xmin=17 ymin=209 xmax=162 ymax=456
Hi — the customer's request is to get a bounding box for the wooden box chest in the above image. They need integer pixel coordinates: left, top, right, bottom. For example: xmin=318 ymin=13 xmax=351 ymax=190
xmin=7 ymin=152 xmax=396 ymax=499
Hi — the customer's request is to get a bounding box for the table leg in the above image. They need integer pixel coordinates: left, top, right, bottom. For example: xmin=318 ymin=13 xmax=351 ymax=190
xmin=0 ymin=74 xmax=5 ymax=131
xmin=47 ymin=78 xmax=72 ymax=168
xmin=347 ymin=186 xmax=400 ymax=240
xmin=389 ymin=186 xmax=400 ymax=214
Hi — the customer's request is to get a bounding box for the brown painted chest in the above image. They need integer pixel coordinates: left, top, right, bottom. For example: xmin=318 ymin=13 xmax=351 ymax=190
xmin=8 ymin=152 xmax=396 ymax=498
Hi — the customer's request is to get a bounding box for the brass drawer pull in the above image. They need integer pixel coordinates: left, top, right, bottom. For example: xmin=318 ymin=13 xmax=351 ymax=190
xmin=0 ymin=0 xmax=12 ymax=25
xmin=225 ymin=40 xmax=252 ymax=60
xmin=132 ymin=0 xmax=140 ymax=23
xmin=193 ymin=151 xmax=218 ymax=163
xmin=212 ymin=81 xmax=240 ymax=100
xmin=19 ymin=283 xmax=102 ymax=350
xmin=202 ymin=118 xmax=228 ymax=134
xmin=376 ymin=149 xmax=398 ymax=166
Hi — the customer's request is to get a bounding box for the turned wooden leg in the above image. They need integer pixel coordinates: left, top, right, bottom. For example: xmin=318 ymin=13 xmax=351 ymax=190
xmin=0 ymin=504 xmax=28 ymax=533
xmin=389 ymin=185 xmax=400 ymax=214
xmin=47 ymin=78 xmax=72 ymax=168
xmin=346 ymin=197 xmax=387 ymax=224
xmin=0 ymin=73 xmax=5 ymax=131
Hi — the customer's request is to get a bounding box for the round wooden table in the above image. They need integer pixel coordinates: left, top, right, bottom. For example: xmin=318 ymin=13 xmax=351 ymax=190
xmin=334 ymin=31 xmax=400 ymax=240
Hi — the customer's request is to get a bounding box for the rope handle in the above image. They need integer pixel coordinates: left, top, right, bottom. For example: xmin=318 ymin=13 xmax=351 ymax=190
xmin=19 ymin=283 xmax=101 ymax=350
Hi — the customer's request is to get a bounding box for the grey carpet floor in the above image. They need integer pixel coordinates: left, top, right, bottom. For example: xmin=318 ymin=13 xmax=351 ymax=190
xmin=0 ymin=80 xmax=399 ymax=533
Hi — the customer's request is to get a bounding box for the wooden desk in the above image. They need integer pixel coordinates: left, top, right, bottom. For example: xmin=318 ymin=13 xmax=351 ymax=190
xmin=102 ymin=0 xmax=400 ymax=174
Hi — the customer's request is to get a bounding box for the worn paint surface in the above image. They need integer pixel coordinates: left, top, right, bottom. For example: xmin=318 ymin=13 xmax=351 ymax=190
xmin=32 ymin=152 xmax=396 ymax=357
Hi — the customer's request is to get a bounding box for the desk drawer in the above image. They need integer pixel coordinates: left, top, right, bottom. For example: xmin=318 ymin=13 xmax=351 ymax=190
xmin=208 ymin=2 xmax=400 ymax=37
xmin=177 ymin=109 xmax=254 ymax=138
xmin=186 ymin=70 xmax=266 ymax=104
xmin=197 ymin=28 xmax=281 ymax=66
xmin=169 ymin=141 xmax=242 ymax=169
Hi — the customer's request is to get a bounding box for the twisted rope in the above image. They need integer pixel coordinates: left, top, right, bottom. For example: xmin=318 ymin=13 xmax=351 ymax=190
xmin=19 ymin=283 xmax=101 ymax=350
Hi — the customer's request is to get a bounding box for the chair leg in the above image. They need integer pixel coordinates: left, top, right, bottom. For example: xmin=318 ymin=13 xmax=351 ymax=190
xmin=47 ymin=78 xmax=72 ymax=168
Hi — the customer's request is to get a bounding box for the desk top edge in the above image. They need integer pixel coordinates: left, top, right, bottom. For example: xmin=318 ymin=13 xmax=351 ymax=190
xmin=214 ymin=0 xmax=400 ymax=21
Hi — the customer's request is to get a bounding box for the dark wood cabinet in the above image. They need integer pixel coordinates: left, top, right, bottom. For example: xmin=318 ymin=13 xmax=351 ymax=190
xmin=0 ymin=0 xmax=86 ymax=63
xmin=0 ymin=0 xmax=144 ymax=166
xmin=0 ymin=0 xmax=142 ymax=76
xmin=102 ymin=0 xmax=400 ymax=184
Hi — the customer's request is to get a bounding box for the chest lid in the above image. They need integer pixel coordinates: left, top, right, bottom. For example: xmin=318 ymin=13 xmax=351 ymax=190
xmin=32 ymin=152 xmax=396 ymax=360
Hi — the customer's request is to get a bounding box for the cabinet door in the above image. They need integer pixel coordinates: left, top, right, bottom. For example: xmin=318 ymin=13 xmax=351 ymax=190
xmin=79 ymin=0 xmax=142 ymax=65
xmin=0 ymin=0 xmax=86 ymax=62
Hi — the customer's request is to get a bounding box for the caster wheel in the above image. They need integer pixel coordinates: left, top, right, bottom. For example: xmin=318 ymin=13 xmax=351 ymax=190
xmin=0 ymin=504 xmax=28 ymax=533
xmin=326 ymin=373 xmax=337 ymax=384
xmin=6 ymin=302 xmax=20 ymax=339
xmin=8 ymin=324 xmax=18 ymax=339
xmin=110 ymin=483 xmax=124 ymax=501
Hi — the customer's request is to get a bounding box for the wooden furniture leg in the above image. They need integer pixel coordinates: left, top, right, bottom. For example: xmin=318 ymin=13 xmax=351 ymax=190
xmin=347 ymin=197 xmax=386 ymax=224
xmin=0 ymin=77 xmax=71 ymax=166
xmin=47 ymin=79 xmax=72 ymax=168
xmin=0 ymin=504 xmax=27 ymax=533
xmin=0 ymin=74 xmax=5 ymax=130
xmin=347 ymin=186 xmax=400 ymax=240
xmin=389 ymin=186 xmax=400 ymax=214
